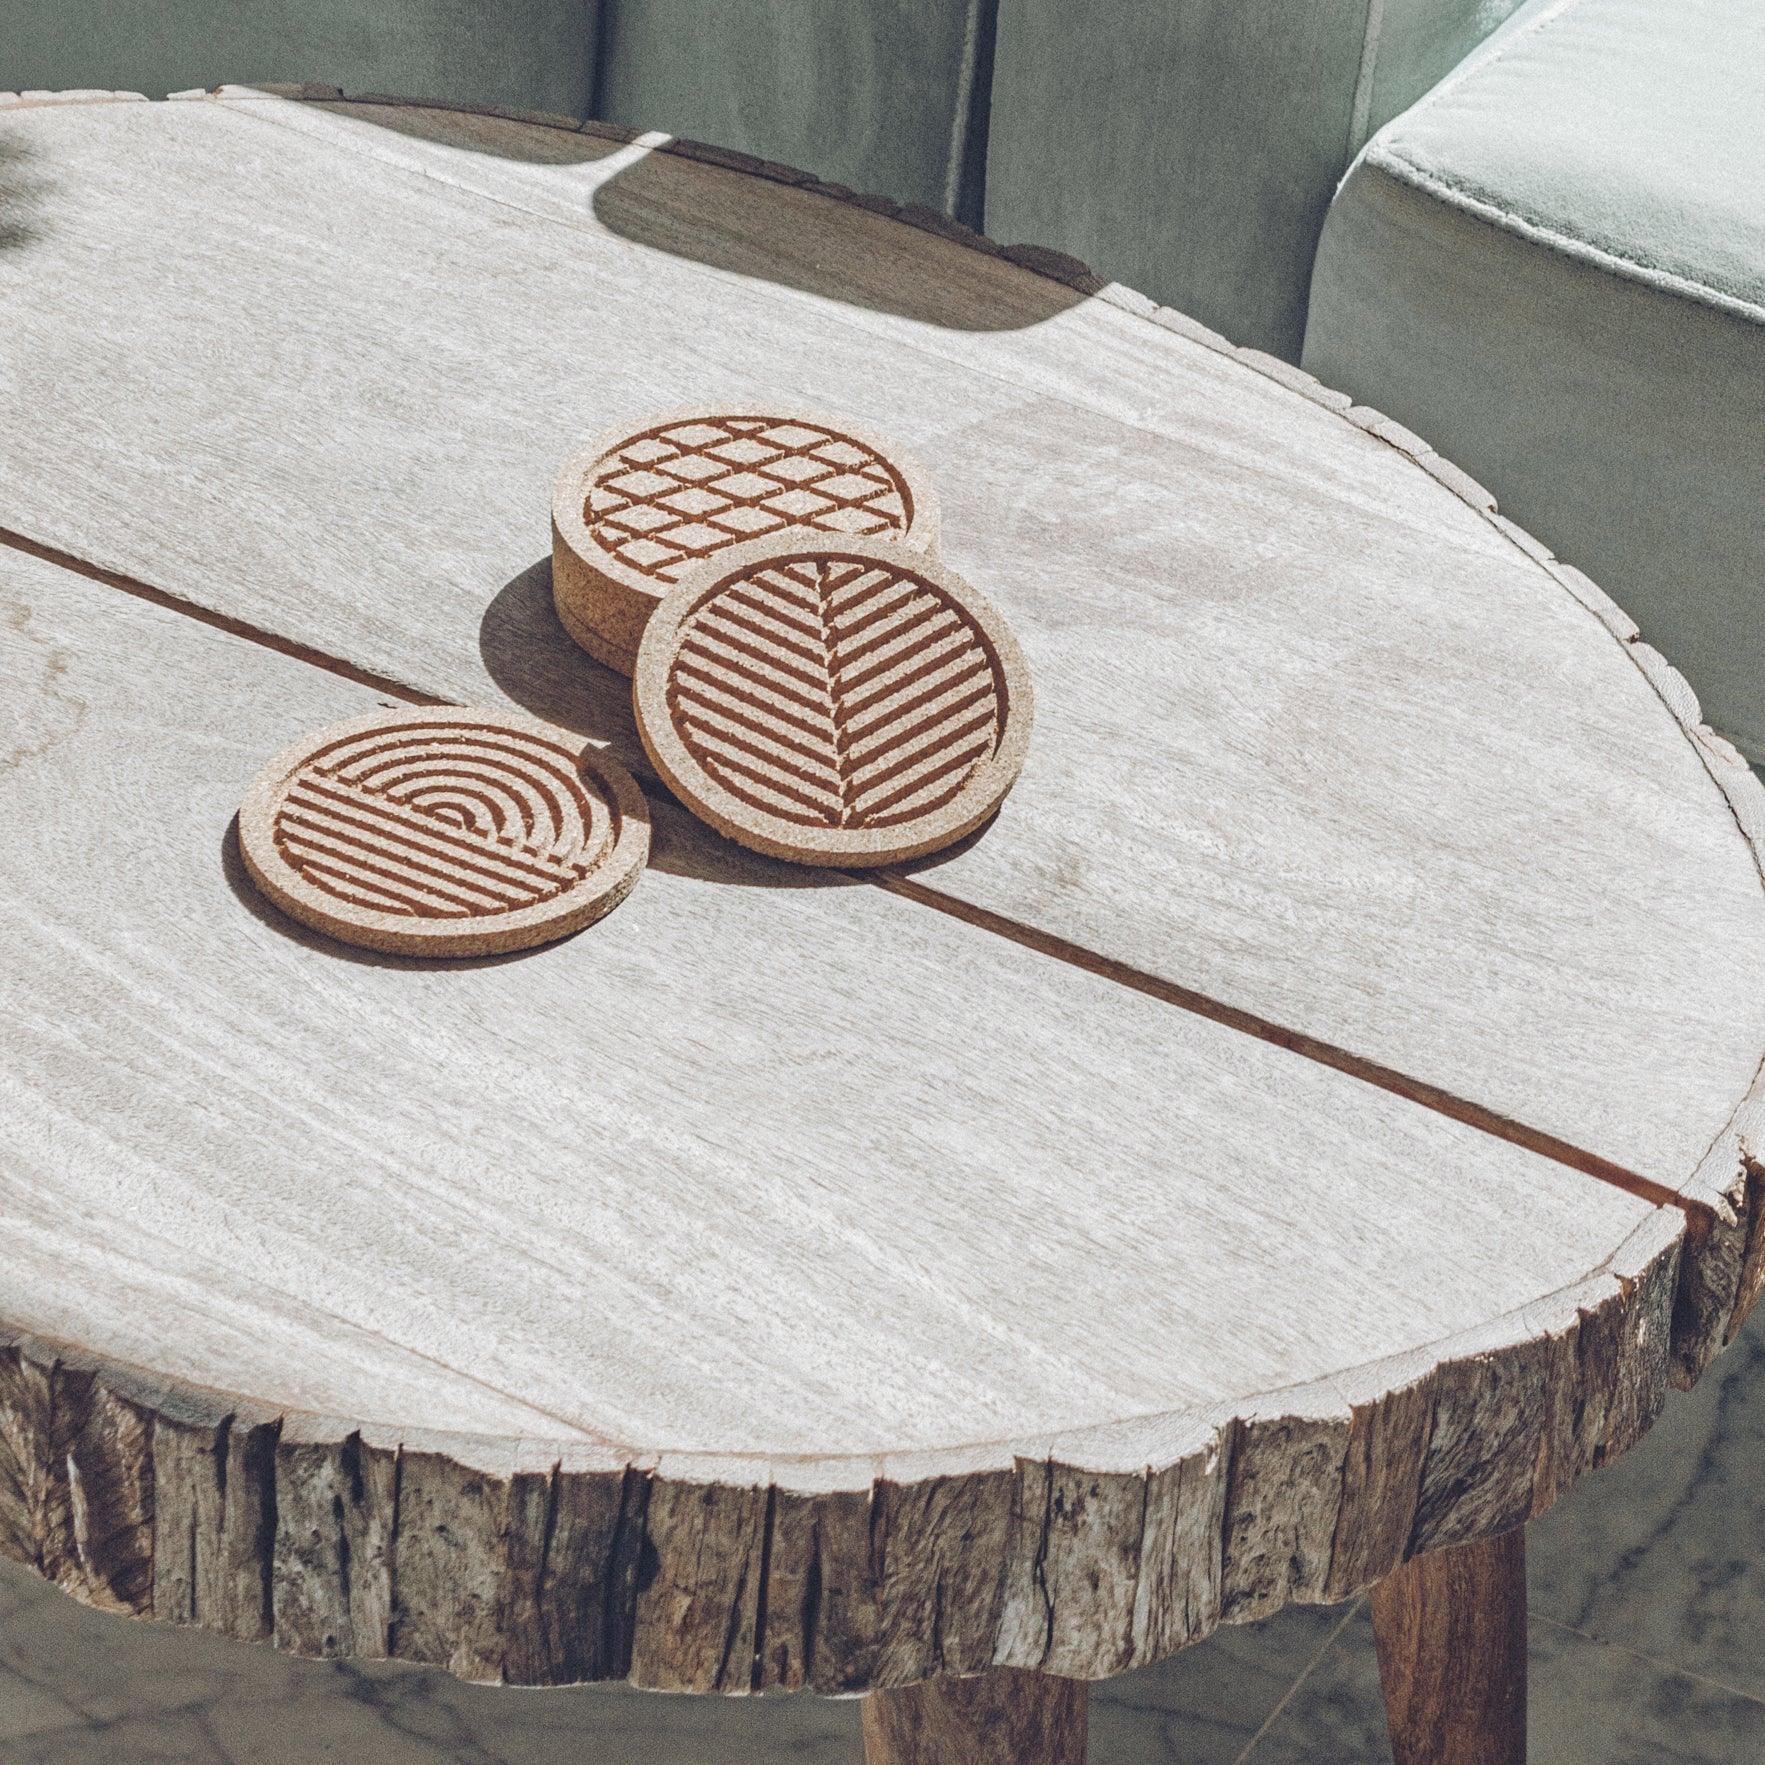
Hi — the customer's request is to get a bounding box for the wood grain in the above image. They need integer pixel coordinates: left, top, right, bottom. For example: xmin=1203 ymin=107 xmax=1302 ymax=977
xmin=1372 ymin=1530 xmax=1527 ymax=1765
xmin=0 ymin=96 xmax=1758 ymax=1347
xmin=2 ymin=91 xmax=1764 ymax=1693
xmin=0 ymin=538 xmax=1679 ymax=1689
xmin=862 ymin=1669 xmax=1088 ymax=1765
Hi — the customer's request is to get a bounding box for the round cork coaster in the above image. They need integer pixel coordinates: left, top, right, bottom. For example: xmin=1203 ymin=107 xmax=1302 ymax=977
xmin=632 ymin=535 xmax=1034 ymax=868
xmin=552 ymin=408 xmax=940 ymax=676
xmin=238 ymin=706 xmax=650 ymax=956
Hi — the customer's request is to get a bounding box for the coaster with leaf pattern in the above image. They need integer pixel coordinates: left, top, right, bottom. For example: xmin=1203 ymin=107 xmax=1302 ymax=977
xmin=239 ymin=706 xmax=650 ymax=956
xmin=632 ymin=535 xmax=1033 ymax=867
xmin=552 ymin=408 xmax=939 ymax=676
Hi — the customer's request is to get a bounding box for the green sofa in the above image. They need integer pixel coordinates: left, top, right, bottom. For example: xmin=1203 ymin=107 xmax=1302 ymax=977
xmin=3 ymin=0 xmax=1523 ymax=358
xmin=0 ymin=0 xmax=597 ymax=120
xmin=595 ymin=0 xmax=996 ymax=224
xmin=1305 ymin=0 xmax=1765 ymax=764
xmin=983 ymin=0 xmax=1527 ymax=360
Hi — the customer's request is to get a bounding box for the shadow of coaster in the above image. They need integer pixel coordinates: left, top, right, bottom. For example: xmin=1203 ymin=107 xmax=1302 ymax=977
xmin=552 ymin=407 xmax=940 ymax=676
xmin=238 ymin=706 xmax=650 ymax=957
xmin=633 ymin=534 xmax=1033 ymax=868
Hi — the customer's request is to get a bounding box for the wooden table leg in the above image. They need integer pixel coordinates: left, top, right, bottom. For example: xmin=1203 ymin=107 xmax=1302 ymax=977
xmin=861 ymin=1668 xmax=1088 ymax=1765
xmin=1371 ymin=1528 xmax=1527 ymax=1765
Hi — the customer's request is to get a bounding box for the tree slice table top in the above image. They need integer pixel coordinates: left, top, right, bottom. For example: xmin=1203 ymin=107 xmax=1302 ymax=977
xmin=2 ymin=88 xmax=1764 ymax=1696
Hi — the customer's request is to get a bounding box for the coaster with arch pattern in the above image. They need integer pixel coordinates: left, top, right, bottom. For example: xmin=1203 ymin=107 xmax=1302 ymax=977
xmin=239 ymin=706 xmax=650 ymax=956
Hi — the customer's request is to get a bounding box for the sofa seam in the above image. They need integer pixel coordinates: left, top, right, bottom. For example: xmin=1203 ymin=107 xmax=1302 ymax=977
xmin=944 ymin=0 xmax=1000 ymax=227
xmin=1346 ymin=0 xmax=1385 ymax=153
xmin=1364 ymin=146 xmax=1765 ymax=329
xmin=587 ymin=0 xmax=616 ymax=121
xmin=1323 ymin=0 xmax=1571 ymax=237
xmin=1385 ymin=0 xmax=1590 ymax=126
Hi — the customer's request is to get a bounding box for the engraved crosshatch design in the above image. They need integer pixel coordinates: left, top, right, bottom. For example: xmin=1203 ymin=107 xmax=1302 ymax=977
xmin=585 ymin=416 xmax=915 ymax=585
xmin=268 ymin=722 xmax=610 ymax=920
xmin=664 ymin=554 xmax=1004 ymax=832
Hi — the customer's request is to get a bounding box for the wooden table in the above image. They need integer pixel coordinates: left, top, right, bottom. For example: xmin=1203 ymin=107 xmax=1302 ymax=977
xmin=3 ymin=86 xmax=1764 ymax=1765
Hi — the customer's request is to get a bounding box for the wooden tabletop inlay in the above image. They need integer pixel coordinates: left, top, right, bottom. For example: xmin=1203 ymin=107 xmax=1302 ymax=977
xmin=239 ymin=706 xmax=650 ymax=955
xmin=634 ymin=536 xmax=1033 ymax=865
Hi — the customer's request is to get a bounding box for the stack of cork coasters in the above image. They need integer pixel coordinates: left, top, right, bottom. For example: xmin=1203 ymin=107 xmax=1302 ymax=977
xmin=551 ymin=408 xmax=941 ymax=674
xmin=238 ymin=706 xmax=650 ymax=958
xmin=238 ymin=406 xmax=1032 ymax=957
xmin=554 ymin=407 xmax=1034 ymax=868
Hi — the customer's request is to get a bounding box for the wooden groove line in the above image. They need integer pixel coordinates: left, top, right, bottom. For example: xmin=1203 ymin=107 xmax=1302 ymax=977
xmin=0 ymin=525 xmax=446 ymax=709
xmin=877 ymin=870 xmax=1699 ymax=1220
xmin=1 ymin=522 xmax=1693 ymax=1219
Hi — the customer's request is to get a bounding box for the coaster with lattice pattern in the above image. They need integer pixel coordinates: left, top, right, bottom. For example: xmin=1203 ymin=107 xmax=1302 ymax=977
xmin=239 ymin=707 xmax=650 ymax=955
xmin=553 ymin=408 xmax=939 ymax=676
xmin=632 ymin=536 xmax=1033 ymax=867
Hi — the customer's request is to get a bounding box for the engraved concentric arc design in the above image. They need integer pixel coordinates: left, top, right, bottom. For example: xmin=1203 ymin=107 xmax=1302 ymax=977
xmin=587 ymin=416 xmax=913 ymax=585
xmin=240 ymin=709 xmax=651 ymax=957
xmin=269 ymin=723 xmax=608 ymax=919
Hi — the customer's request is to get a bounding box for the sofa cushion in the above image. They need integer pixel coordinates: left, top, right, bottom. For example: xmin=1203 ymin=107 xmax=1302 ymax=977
xmin=0 ymin=0 xmax=596 ymax=119
xmin=1304 ymin=0 xmax=1765 ymax=760
xmin=983 ymin=0 xmax=1526 ymax=360
xmin=594 ymin=0 xmax=994 ymax=221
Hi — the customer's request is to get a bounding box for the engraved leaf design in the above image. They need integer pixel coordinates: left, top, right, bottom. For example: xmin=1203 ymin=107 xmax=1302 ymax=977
xmin=666 ymin=558 xmax=1003 ymax=830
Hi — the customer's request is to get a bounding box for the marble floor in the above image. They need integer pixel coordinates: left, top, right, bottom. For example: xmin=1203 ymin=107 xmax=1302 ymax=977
xmin=3 ymin=1304 xmax=1763 ymax=1762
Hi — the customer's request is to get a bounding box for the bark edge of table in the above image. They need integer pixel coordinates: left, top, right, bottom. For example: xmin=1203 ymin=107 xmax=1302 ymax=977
xmin=0 ymin=1225 xmax=1683 ymax=1691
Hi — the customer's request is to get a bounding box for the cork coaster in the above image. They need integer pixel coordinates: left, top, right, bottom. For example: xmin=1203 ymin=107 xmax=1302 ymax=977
xmin=239 ymin=706 xmax=650 ymax=956
xmin=632 ymin=535 xmax=1033 ymax=868
xmin=552 ymin=408 xmax=939 ymax=676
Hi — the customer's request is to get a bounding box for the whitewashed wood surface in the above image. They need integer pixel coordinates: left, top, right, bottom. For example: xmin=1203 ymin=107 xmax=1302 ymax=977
xmin=0 ymin=94 xmax=1757 ymax=1210
xmin=0 ymin=538 xmax=1654 ymax=1454
xmin=0 ymin=91 xmax=1761 ymax=1692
